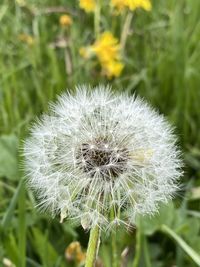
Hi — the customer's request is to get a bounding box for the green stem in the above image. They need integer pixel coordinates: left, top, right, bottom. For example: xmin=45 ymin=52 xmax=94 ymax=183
xmin=18 ymin=181 xmax=26 ymax=267
xmin=110 ymin=198 xmax=119 ymax=267
xmin=94 ymin=0 xmax=101 ymax=38
xmin=143 ymin=236 xmax=151 ymax=267
xmin=112 ymin=230 xmax=118 ymax=267
xmin=132 ymin=226 xmax=142 ymax=267
xmin=120 ymin=12 xmax=133 ymax=54
xmin=85 ymin=225 xmax=100 ymax=267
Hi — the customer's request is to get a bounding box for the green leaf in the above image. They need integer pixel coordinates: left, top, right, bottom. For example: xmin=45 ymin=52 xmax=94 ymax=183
xmin=160 ymin=224 xmax=200 ymax=266
xmin=187 ymin=210 xmax=200 ymax=219
xmin=3 ymin=233 xmax=19 ymax=265
xmin=30 ymin=228 xmax=64 ymax=267
xmin=136 ymin=202 xmax=175 ymax=236
xmin=0 ymin=134 xmax=18 ymax=180
xmin=1 ymin=179 xmax=24 ymax=229
xmin=62 ymin=223 xmax=78 ymax=239
xmin=0 ymin=5 xmax=8 ymax=22
xmin=99 ymin=244 xmax=112 ymax=267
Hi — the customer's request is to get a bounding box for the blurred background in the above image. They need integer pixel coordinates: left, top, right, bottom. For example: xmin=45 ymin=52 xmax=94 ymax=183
xmin=0 ymin=0 xmax=200 ymax=266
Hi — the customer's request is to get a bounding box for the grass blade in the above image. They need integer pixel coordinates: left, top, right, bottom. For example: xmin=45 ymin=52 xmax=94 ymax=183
xmin=1 ymin=179 xmax=24 ymax=228
xmin=160 ymin=224 xmax=200 ymax=266
xmin=18 ymin=182 xmax=26 ymax=267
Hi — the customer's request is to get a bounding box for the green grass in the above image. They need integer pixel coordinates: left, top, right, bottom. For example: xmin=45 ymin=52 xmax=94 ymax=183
xmin=0 ymin=0 xmax=200 ymax=266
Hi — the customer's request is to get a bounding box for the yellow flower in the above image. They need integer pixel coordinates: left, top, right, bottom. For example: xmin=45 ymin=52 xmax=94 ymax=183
xmin=91 ymin=32 xmax=121 ymax=63
xmin=111 ymin=0 xmax=127 ymax=13
xmin=59 ymin=14 xmax=73 ymax=27
xmin=65 ymin=242 xmax=86 ymax=265
xmin=111 ymin=0 xmax=152 ymax=13
xmin=18 ymin=34 xmax=35 ymax=45
xmin=80 ymin=31 xmax=124 ymax=78
xmin=126 ymin=0 xmax=152 ymax=11
xmin=91 ymin=32 xmax=124 ymax=78
xmin=79 ymin=0 xmax=96 ymax=13
xmin=103 ymin=60 xmax=124 ymax=78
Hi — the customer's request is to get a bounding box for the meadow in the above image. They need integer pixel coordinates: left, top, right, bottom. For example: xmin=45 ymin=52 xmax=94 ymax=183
xmin=0 ymin=0 xmax=200 ymax=266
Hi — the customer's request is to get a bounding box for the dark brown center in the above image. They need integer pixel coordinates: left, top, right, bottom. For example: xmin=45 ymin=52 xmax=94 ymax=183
xmin=76 ymin=138 xmax=129 ymax=180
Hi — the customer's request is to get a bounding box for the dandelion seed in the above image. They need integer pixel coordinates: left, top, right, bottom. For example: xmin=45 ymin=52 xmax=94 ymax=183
xmin=24 ymin=85 xmax=182 ymax=231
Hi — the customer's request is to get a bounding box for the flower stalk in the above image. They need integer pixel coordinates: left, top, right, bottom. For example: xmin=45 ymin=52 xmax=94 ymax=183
xmin=85 ymin=225 xmax=100 ymax=267
xmin=120 ymin=11 xmax=133 ymax=54
xmin=132 ymin=219 xmax=142 ymax=267
xmin=112 ymin=230 xmax=118 ymax=267
xmin=110 ymin=204 xmax=118 ymax=267
xmin=94 ymin=0 xmax=101 ymax=38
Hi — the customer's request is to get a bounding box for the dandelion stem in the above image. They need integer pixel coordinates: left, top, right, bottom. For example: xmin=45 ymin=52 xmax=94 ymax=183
xmin=94 ymin=0 xmax=101 ymax=38
xmin=132 ymin=225 xmax=142 ymax=267
xmin=110 ymin=205 xmax=118 ymax=267
xmin=112 ymin=230 xmax=118 ymax=267
xmin=120 ymin=11 xmax=133 ymax=54
xmin=85 ymin=225 xmax=100 ymax=267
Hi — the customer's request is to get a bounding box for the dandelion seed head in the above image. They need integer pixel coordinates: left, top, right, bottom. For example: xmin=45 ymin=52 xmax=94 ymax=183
xmin=24 ymin=85 xmax=182 ymax=230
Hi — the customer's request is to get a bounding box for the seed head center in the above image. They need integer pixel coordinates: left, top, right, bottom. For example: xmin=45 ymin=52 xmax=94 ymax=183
xmin=77 ymin=138 xmax=128 ymax=179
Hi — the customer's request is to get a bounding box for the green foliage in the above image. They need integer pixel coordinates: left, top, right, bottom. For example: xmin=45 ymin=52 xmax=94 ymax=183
xmin=0 ymin=135 xmax=18 ymax=180
xmin=0 ymin=0 xmax=200 ymax=266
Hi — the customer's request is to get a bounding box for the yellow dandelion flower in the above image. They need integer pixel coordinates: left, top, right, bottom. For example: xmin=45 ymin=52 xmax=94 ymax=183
xmin=18 ymin=34 xmax=35 ymax=46
xmin=111 ymin=0 xmax=127 ymax=13
xmin=111 ymin=0 xmax=152 ymax=13
xmin=126 ymin=0 xmax=152 ymax=11
xmin=103 ymin=60 xmax=124 ymax=78
xmin=59 ymin=14 xmax=73 ymax=27
xmin=79 ymin=31 xmax=124 ymax=78
xmin=141 ymin=0 xmax=152 ymax=11
xmin=65 ymin=241 xmax=86 ymax=265
xmin=79 ymin=0 xmax=96 ymax=13
xmin=91 ymin=31 xmax=121 ymax=63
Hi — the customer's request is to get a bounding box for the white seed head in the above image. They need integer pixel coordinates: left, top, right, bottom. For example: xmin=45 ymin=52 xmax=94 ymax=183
xmin=24 ymin=85 xmax=182 ymax=230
